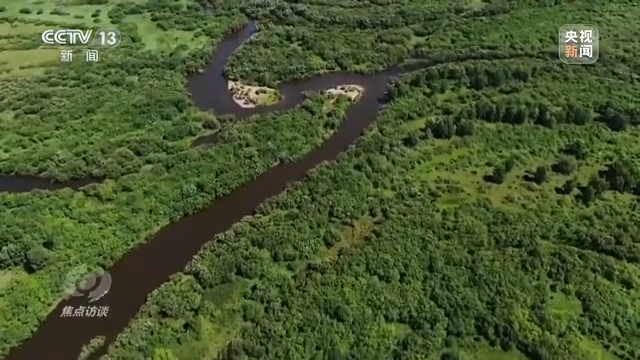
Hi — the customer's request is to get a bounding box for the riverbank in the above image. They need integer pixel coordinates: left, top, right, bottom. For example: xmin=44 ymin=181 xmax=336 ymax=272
xmin=227 ymin=80 xmax=280 ymax=108
xmin=4 ymin=16 xmax=400 ymax=360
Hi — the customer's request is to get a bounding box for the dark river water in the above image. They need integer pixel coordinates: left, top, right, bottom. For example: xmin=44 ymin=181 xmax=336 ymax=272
xmin=3 ymin=20 xmax=408 ymax=360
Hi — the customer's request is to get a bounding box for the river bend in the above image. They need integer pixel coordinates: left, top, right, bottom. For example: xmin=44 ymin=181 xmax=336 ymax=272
xmin=4 ymin=19 xmax=407 ymax=360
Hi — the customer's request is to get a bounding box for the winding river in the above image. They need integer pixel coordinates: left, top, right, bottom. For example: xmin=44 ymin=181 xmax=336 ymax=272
xmin=3 ymin=20 xmax=410 ymax=360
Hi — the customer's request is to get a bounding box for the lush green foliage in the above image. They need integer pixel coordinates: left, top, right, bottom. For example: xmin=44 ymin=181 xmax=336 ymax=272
xmin=103 ymin=1 xmax=640 ymax=360
xmin=3 ymin=0 xmax=640 ymax=359
xmin=0 ymin=0 xmax=352 ymax=354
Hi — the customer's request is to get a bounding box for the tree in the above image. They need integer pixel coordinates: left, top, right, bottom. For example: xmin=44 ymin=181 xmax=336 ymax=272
xmin=534 ymin=103 xmax=556 ymax=127
xmin=598 ymin=106 xmax=628 ymax=131
xmin=557 ymin=178 xmax=576 ymax=195
xmin=578 ymin=175 xmax=607 ymax=205
xmin=551 ymin=156 xmax=577 ymax=175
xmin=470 ymin=73 xmax=487 ymax=90
xmin=513 ymin=107 xmax=527 ymax=124
xmin=532 ymin=165 xmax=548 ymax=184
xmin=402 ymin=134 xmax=419 ymax=147
xmin=455 ymin=120 xmax=474 ymax=136
xmin=562 ymin=140 xmax=588 ymax=160
xmin=484 ymin=159 xmax=515 ymax=184
xmin=598 ymin=159 xmax=639 ymax=193
xmin=564 ymin=102 xmax=591 ymax=125
xmin=428 ymin=119 xmax=456 ymax=139
xmin=25 ymin=246 xmax=53 ymax=273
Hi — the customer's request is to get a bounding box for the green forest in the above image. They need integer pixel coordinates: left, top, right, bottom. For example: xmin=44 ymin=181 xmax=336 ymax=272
xmin=2 ymin=0 xmax=640 ymax=359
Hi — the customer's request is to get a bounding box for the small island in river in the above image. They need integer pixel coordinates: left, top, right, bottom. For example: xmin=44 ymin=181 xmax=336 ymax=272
xmin=228 ymin=80 xmax=280 ymax=108
xmin=326 ymin=84 xmax=364 ymax=102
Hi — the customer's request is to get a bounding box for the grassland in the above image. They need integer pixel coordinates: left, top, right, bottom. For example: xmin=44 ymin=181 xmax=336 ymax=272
xmin=0 ymin=0 xmax=209 ymax=78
